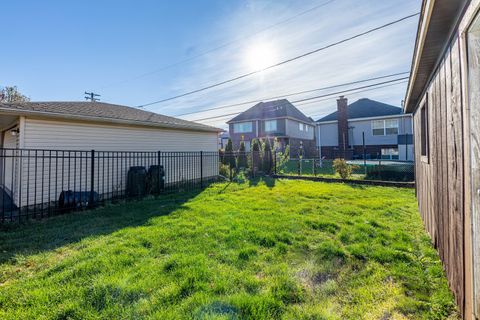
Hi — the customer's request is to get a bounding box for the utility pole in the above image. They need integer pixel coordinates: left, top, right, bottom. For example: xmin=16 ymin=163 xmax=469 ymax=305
xmin=84 ymin=91 xmax=101 ymax=102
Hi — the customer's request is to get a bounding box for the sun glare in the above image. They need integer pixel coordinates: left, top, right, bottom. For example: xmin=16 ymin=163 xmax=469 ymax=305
xmin=245 ymin=43 xmax=277 ymax=71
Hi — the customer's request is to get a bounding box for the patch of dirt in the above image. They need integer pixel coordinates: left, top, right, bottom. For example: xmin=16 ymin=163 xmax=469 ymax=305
xmin=297 ymin=269 xmax=334 ymax=289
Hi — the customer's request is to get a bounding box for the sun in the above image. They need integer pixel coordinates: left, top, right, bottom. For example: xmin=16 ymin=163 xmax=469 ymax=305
xmin=245 ymin=43 xmax=277 ymax=71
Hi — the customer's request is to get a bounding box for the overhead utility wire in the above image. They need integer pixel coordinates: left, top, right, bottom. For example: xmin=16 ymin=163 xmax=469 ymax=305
xmin=191 ymin=77 xmax=408 ymax=122
xmin=175 ymin=71 xmax=409 ymax=117
xmin=136 ymin=12 xmax=419 ymax=108
xmin=198 ymin=79 xmax=408 ymax=124
xmin=96 ymin=0 xmax=336 ymax=90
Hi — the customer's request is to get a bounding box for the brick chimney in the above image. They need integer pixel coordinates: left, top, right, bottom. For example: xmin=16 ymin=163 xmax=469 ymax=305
xmin=337 ymin=96 xmax=349 ymax=157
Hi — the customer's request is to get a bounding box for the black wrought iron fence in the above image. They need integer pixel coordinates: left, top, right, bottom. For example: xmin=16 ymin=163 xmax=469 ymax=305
xmin=0 ymin=148 xmax=219 ymax=222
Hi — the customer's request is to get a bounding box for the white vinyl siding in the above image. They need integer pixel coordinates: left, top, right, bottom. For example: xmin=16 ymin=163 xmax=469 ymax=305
xmin=12 ymin=118 xmax=218 ymax=207
xmin=233 ymin=122 xmax=252 ymax=133
xmin=23 ymin=118 xmax=218 ymax=151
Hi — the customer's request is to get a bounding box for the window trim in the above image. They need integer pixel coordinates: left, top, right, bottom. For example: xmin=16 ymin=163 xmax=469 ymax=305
xmin=233 ymin=121 xmax=253 ymax=133
xmin=381 ymin=147 xmax=399 ymax=160
xmin=264 ymin=120 xmax=277 ymax=132
xmin=372 ymin=119 xmax=399 ymax=136
xmin=420 ymin=95 xmax=429 ymax=163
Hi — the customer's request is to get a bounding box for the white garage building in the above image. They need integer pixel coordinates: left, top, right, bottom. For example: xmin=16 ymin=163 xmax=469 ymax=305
xmin=0 ymin=101 xmax=220 ymax=216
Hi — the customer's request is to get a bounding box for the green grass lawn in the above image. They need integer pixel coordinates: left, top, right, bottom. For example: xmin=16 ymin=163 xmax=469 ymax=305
xmin=0 ymin=179 xmax=457 ymax=319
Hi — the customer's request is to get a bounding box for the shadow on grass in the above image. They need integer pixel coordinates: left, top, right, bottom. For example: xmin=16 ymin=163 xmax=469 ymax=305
xmin=248 ymin=176 xmax=276 ymax=188
xmin=0 ymin=189 xmax=203 ymax=264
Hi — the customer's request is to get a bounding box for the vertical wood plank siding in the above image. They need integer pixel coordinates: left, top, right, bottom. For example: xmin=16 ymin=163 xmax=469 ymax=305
xmin=413 ymin=36 xmax=466 ymax=315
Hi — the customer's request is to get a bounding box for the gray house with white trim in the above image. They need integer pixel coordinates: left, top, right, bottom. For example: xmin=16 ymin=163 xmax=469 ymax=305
xmin=316 ymin=97 xmax=413 ymax=161
xmin=227 ymin=99 xmax=316 ymax=156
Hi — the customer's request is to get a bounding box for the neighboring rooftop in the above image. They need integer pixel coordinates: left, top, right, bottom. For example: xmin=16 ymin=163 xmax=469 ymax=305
xmin=0 ymin=101 xmax=220 ymax=132
xmin=316 ymin=98 xmax=403 ymax=122
xmin=227 ymin=99 xmax=312 ymax=123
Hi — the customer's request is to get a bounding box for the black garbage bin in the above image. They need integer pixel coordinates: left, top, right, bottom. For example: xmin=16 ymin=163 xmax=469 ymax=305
xmin=126 ymin=166 xmax=147 ymax=197
xmin=147 ymin=165 xmax=165 ymax=194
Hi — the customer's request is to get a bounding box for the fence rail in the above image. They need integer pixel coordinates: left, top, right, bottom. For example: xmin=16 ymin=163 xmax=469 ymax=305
xmin=0 ymin=148 xmax=219 ymax=222
xmin=219 ymin=151 xmax=415 ymax=182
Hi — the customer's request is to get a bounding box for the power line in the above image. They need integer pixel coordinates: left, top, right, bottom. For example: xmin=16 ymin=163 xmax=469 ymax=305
xmin=136 ymin=12 xmax=419 ymax=108
xmin=95 ymin=0 xmax=336 ymax=91
xmin=198 ymin=79 xmax=408 ymax=124
xmin=174 ymin=71 xmax=409 ymax=117
xmin=191 ymin=77 xmax=408 ymax=122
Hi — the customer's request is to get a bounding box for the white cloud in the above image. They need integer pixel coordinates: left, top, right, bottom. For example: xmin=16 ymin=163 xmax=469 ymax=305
xmin=141 ymin=0 xmax=420 ymax=129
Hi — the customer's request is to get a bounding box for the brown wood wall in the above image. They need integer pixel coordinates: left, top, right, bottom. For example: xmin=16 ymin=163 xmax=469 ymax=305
xmin=413 ymin=35 xmax=466 ymax=316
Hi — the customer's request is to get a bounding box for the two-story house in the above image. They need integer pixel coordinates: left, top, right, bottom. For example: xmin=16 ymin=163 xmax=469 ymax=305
xmin=227 ymin=99 xmax=315 ymax=157
xmin=316 ymin=96 xmax=413 ymax=161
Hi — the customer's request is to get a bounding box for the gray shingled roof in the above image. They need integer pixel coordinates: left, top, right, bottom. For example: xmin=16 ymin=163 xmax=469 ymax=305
xmin=316 ymin=98 xmax=402 ymax=122
xmin=227 ymin=99 xmax=312 ymax=123
xmin=0 ymin=101 xmax=220 ymax=132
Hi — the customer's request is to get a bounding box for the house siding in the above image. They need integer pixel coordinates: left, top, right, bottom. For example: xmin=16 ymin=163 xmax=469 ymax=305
xmin=12 ymin=117 xmax=219 ymax=207
xmin=285 ymin=119 xmax=314 ymax=140
xmin=23 ymin=118 xmax=218 ymax=151
xmin=412 ymin=35 xmax=468 ymax=317
xmin=316 ymin=115 xmax=413 ymax=161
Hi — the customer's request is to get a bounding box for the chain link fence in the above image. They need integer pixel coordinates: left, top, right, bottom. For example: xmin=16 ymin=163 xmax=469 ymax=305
xmin=277 ymin=157 xmax=415 ymax=182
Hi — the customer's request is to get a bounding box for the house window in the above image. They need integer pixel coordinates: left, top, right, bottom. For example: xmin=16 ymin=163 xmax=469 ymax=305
xmin=381 ymin=148 xmax=399 ymax=160
xmin=305 ymin=125 xmax=309 ymax=132
xmin=372 ymin=120 xmax=385 ymax=136
xmin=264 ymin=120 xmax=277 ymax=132
xmin=385 ymin=119 xmax=399 ymax=135
xmin=233 ymin=122 xmax=252 ymax=133
xmin=420 ymin=99 xmax=429 ymax=158
xmin=299 ymin=123 xmax=304 ymax=131
xmin=372 ymin=119 xmax=399 ymax=135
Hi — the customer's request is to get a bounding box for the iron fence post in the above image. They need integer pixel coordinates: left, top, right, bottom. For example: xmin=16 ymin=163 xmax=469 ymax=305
xmin=89 ymin=149 xmax=95 ymax=208
xmin=157 ymin=151 xmax=161 ymax=194
xmin=313 ymin=158 xmax=316 ymax=176
xmin=200 ymin=151 xmax=204 ymax=188
xmin=274 ymin=151 xmax=277 ymax=175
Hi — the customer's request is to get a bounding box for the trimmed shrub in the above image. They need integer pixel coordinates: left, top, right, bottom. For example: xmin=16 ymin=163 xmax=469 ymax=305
xmin=262 ymin=139 xmax=273 ymax=174
xmin=224 ymin=139 xmax=236 ymax=169
xmin=238 ymin=140 xmax=248 ymax=168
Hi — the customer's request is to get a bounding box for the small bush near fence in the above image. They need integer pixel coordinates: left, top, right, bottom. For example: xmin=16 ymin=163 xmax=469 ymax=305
xmin=278 ymin=158 xmax=414 ymax=182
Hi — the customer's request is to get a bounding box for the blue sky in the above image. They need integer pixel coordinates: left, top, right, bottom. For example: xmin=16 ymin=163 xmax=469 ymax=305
xmin=2 ymin=0 xmax=420 ymax=128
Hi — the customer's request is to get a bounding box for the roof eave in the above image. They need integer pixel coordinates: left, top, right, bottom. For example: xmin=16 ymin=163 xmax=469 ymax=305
xmin=0 ymin=108 xmax=222 ymax=133
xmin=404 ymin=0 xmax=469 ymax=113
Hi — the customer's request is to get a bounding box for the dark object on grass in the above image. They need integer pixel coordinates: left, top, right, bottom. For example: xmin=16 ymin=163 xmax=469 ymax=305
xmin=0 ymin=187 xmax=17 ymax=213
xmin=127 ymin=166 xmax=147 ymax=197
xmin=147 ymin=165 xmax=165 ymax=194
xmin=58 ymin=190 xmax=99 ymax=209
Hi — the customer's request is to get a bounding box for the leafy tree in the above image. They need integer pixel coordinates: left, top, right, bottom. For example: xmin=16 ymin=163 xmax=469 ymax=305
xmin=262 ymin=139 xmax=273 ymax=174
xmin=224 ymin=139 xmax=236 ymax=169
xmin=0 ymin=86 xmax=29 ymax=102
xmin=273 ymin=139 xmax=290 ymax=173
xmin=238 ymin=140 xmax=248 ymax=168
